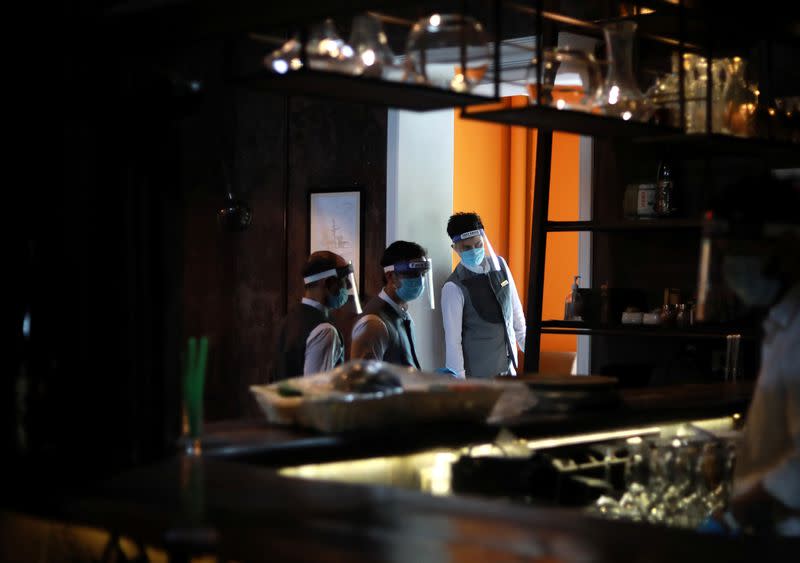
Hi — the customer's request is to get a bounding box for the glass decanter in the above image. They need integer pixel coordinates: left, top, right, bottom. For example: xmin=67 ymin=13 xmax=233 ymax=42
xmin=722 ymin=57 xmax=758 ymax=137
xmin=595 ymin=21 xmax=652 ymax=122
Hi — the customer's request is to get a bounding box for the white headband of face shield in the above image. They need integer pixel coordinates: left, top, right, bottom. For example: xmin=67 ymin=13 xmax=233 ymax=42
xmin=303 ymin=264 xmax=362 ymax=314
xmin=452 ymin=228 xmax=501 ymax=271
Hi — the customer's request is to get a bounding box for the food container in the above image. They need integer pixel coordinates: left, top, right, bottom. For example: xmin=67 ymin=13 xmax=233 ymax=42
xmin=251 ymin=360 xmax=506 ymax=433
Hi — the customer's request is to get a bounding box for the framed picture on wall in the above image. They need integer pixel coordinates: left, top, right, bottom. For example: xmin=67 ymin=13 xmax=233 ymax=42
xmin=308 ymin=189 xmax=362 ymax=288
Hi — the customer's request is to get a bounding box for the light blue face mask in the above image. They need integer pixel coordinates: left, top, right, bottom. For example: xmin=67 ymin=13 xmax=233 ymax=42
xmin=460 ymin=247 xmax=485 ymax=268
xmin=722 ymin=255 xmax=781 ymax=307
xmin=396 ymin=276 xmax=425 ymax=302
xmin=326 ymin=285 xmax=349 ymax=309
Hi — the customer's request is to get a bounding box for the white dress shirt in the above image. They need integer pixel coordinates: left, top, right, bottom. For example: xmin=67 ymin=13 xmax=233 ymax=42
xmin=301 ymin=298 xmax=344 ymax=375
xmin=733 ymin=283 xmax=800 ymax=535
xmin=350 ymin=289 xmax=413 ymax=362
xmin=441 ymin=256 xmax=526 ymax=379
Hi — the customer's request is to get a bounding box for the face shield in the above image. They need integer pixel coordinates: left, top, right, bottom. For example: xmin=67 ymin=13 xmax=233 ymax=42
xmin=303 ymin=262 xmax=362 ymax=314
xmin=383 ymin=257 xmax=435 ymax=309
xmin=696 ymin=214 xmax=799 ymax=322
xmin=451 ymin=228 xmax=501 ymax=271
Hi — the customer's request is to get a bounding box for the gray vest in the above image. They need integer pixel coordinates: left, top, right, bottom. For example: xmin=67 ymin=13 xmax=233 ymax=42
xmin=446 ymin=261 xmax=514 ymax=378
xmin=270 ymin=303 xmax=343 ymax=382
xmin=360 ymin=296 xmax=421 ymax=369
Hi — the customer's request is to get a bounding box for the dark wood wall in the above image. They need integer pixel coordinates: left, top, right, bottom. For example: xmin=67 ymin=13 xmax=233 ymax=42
xmin=10 ymin=30 xmax=387 ymax=486
xmin=176 ymin=44 xmax=388 ymax=421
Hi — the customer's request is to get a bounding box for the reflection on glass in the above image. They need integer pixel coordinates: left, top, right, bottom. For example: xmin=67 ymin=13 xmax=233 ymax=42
xmin=406 ymin=14 xmax=490 ymax=92
xmin=349 ymin=14 xmax=403 ymax=80
xmin=525 ymin=48 xmax=602 ymax=112
xmin=263 ymin=19 xmax=358 ymax=75
xmin=595 ymin=21 xmax=652 ymax=122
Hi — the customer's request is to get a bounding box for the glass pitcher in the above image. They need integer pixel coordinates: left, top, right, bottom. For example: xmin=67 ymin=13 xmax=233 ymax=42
xmin=722 ymin=57 xmax=758 ymax=137
xmin=595 ymin=21 xmax=652 ymax=122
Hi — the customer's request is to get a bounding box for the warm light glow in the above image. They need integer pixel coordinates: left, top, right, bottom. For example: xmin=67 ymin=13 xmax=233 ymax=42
xmin=622 ymin=111 xmax=633 ymax=121
xmin=361 ymin=49 xmax=376 ymax=67
xmin=608 ymin=85 xmax=620 ymax=105
xmin=556 ymin=99 xmax=566 ymax=110
xmin=526 ymin=426 xmax=663 ymax=450
xmin=672 ymin=438 xmax=682 ymax=448
xmin=430 ymin=14 xmax=441 ymax=27
xmin=290 ymin=58 xmax=303 ymax=70
xmin=626 ymin=436 xmax=643 ymax=445
xmin=319 ymin=38 xmax=340 ymax=58
xmin=769 ymin=108 xmax=776 ymax=116
xmin=733 ymin=413 xmax=741 ymax=420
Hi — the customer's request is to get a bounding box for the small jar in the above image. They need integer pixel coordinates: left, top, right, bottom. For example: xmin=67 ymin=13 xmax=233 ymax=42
xmin=675 ymin=304 xmax=687 ymax=327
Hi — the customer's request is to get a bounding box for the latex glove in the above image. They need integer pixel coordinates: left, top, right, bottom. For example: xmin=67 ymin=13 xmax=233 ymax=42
xmin=435 ymin=367 xmax=459 ymax=378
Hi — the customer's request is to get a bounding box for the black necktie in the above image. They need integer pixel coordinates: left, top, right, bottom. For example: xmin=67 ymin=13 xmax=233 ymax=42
xmin=402 ymin=318 xmax=422 ymax=370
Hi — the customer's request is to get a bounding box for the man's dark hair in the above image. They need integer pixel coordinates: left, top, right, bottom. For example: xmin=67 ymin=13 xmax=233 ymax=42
xmin=302 ymin=251 xmax=339 ymax=287
xmin=380 ymin=241 xmax=427 ymax=268
xmin=380 ymin=241 xmax=427 ymax=283
xmin=447 ymin=212 xmax=484 ymax=239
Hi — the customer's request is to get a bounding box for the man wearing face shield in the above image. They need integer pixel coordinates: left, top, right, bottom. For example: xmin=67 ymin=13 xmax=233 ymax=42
xmin=350 ymin=241 xmax=433 ymax=369
xmin=696 ymin=174 xmax=800 ymax=536
xmin=269 ymin=251 xmax=361 ymax=381
xmin=442 ymin=212 xmax=526 ymax=379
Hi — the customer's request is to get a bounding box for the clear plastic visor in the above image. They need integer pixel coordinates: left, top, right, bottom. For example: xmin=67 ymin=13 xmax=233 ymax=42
xmin=383 ymin=258 xmax=435 ymax=309
xmin=303 ymin=263 xmax=362 ymax=314
xmin=452 ymin=228 xmax=501 ymax=271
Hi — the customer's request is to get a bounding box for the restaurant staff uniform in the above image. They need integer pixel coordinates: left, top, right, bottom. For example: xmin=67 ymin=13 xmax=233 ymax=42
xmin=351 ymin=289 xmax=421 ymax=369
xmin=270 ymin=298 xmax=344 ymax=381
xmin=442 ymin=256 xmax=525 ymax=379
xmin=733 ymin=283 xmax=800 ymax=535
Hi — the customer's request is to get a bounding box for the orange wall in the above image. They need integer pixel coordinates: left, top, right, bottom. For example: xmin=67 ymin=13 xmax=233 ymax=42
xmin=453 ymin=100 xmax=580 ymax=358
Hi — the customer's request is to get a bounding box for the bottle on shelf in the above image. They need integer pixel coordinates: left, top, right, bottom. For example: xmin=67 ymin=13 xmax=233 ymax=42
xmin=564 ymin=275 xmax=584 ymax=321
xmin=655 ymin=157 xmax=677 ymax=217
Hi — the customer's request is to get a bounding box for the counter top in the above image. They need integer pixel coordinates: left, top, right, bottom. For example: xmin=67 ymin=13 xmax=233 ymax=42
xmin=196 ymin=382 xmax=754 ymax=466
xmin=4 ymin=382 xmax=783 ymax=563
xmin=33 ymin=455 xmax=797 ymax=562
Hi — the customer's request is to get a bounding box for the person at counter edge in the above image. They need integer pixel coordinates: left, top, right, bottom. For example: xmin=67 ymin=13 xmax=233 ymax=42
xmin=707 ymin=175 xmax=800 ymax=536
xmin=442 ymin=212 xmax=526 ymax=379
xmin=350 ymin=241 xmax=428 ymax=369
xmin=268 ymin=251 xmax=351 ymax=381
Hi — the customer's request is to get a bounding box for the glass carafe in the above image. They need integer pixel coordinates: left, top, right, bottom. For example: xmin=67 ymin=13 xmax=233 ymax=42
xmin=595 ymin=21 xmax=652 ymax=121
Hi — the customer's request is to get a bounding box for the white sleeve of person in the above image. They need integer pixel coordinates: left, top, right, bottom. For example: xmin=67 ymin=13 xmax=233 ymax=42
xmin=734 ymin=284 xmax=800 ymax=521
xmin=441 ymin=281 xmax=466 ymax=379
xmin=350 ymin=314 xmax=390 ymax=361
xmin=303 ymin=323 xmax=342 ymax=375
xmin=501 ymin=257 xmax=526 ymax=352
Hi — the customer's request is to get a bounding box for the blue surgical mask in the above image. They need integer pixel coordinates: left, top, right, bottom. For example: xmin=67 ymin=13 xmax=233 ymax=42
xmin=460 ymin=247 xmax=485 ymax=268
xmin=722 ymin=255 xmax=781 ymax=307
xmin=396 ymin=276 xmax=425 ymax=302
xmin=326 ymin=285 xmax=349 ymax=309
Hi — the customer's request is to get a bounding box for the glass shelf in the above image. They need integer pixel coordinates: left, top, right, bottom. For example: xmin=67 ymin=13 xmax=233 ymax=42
xmin=545 ymin=219 xmax=703 ymax=232
xmin=459 ymin=104 xmax=682 ymax=137
xmin=538 ymin=320 xmax=757 ymax=340
xmin=236 ymin=69 xmax=499 ymax=111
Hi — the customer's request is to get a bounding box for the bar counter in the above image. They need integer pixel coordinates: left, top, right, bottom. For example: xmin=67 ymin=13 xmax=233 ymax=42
xmin=6 ymin=382 xmax=797 ymax=562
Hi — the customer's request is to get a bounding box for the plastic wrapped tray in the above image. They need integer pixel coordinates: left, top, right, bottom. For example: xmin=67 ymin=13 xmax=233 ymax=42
xmin=250 ymin=360 xmax=506 ymax=433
